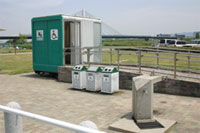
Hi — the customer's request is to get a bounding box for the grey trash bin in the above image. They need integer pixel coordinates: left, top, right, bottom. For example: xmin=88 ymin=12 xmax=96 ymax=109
xmin=72 ymin=65 xmax=87 ymax=89
xmin=101 ymin=67 xmax=119 ymax=94
xmin=86 ymin=66 xmax=102 ymax=92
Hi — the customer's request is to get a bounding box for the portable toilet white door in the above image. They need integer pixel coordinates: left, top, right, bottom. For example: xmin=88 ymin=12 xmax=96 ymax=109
xmin=63 ymin=15 xmax=102 ymax=66
xmin=70 ymin=22 xmax=81 ymax=65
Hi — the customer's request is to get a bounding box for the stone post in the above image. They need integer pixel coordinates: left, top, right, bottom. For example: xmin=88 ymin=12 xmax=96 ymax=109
xmin=4 ymin=102 xmax=23 ymax=133
xmin=77 ymin=120 xmax=98 ymax=133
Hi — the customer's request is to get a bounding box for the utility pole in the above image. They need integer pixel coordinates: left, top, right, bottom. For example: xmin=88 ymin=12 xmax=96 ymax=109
xmin=82 ymin=8 xmax=86 ymax=17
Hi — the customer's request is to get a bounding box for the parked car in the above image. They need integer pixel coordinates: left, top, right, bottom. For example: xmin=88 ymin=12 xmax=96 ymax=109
xmin=158 ymin=39 xmax=176 ymax=47
xmin=3 ymin=44 xmax=8 ymax=48
xmin=186 ymin=40 xmax=200 ymax=47
xmin=168 ymin=40 xmax=187 ymax=47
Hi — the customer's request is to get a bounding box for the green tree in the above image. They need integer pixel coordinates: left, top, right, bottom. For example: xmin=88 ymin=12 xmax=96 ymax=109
xmin=16 ymin=34 xmax=27 ymax=44
xmin=195 ymin=33 xmax=200 ymax=39
xmin=6 ymin=40 xmax=14 ymax=44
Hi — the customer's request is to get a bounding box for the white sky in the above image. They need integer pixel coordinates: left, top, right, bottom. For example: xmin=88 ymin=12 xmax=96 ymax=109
xmin=0 ymin=0 xmax=200 ymax=36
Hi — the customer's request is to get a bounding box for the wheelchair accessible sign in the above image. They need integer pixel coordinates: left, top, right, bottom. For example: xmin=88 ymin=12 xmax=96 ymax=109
xmin=51 ymin=29 xmax=58 ymax=40
xmin=36 ymin=30 xmax=43 ymax=41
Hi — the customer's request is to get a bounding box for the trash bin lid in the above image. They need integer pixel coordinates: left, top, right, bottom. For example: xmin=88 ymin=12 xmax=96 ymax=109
xmin=86 ymin=66 xmax=102 ymax=73
xmin=102 ymin=67 xmax=118 ymax=73
xmin=73 ymin=65 xmax=87 ymax=71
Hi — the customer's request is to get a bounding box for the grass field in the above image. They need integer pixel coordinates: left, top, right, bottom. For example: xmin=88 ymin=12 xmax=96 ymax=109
xmin=0 ymin=49 xmax=32 ymax=54
xmin=102 ymin=50 xmax=200 ymax=71
xmin=0 ymin=39 xmax=199 ymax=75
xmin=102 ymin=40 xmax=152 ymax=47
xmin=102 ymin=40 xmax=200 ymax=50
xmin=0 ymin=51 xmax=199 ymax=75
xmin=0 ymin=54 xmax=33 ymax=75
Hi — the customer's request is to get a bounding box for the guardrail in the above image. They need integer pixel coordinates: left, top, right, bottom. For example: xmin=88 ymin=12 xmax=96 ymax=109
xmin=0 ymin=102 xmax=105 ymax=133
xmin=64 ymin=46 xmax=200 ymax=80
xmin=0 ymin=35 xmax=177 ymax=40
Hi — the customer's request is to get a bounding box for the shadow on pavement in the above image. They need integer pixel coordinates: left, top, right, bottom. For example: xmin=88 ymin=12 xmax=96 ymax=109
xmin=68 ymin=87 xmax=124 ymax=96
xmin=20 ymin=73 xmax=58 ymax=81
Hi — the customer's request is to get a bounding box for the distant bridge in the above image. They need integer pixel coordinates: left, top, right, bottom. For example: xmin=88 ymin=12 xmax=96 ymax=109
xmin=0 ymin=35 xmax=177 ymax=41
xmin=102 ymin=35 xmax=177 ymax=40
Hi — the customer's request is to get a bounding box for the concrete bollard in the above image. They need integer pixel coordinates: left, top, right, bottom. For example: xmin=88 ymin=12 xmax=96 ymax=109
xmin=132 ymin=75 xmax=162 ymax=122
xmin=77 ymin=120 xmax=98 ymax=133
xmin=4 ymin=102 xmax=23 ymax=133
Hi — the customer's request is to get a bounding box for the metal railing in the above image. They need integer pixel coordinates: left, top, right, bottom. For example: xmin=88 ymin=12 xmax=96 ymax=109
xmin=0 ymin=102 xmax=105 ymax=133
xmin=63 ymin=46 xmax=200 ymax=80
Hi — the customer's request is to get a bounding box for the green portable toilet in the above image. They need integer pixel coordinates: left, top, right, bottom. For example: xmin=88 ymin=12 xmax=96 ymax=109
xmin=32 ymin=14 xmax=102 ymax=74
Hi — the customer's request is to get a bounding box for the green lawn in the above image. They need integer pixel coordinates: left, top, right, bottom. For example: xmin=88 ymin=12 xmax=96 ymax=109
xmin=102 ymin=50 xmax=200 ymax=71
xmin=0 ymin=42 xmax=199 ymax=75
xmin=0 ymin=54 xmax=33 ymax=75
xmin=102 ymin=40 xmax=152 ymax=47
xmin=102 ymin=40 xmax=200 ymax=50
xmin=0 ymin=49 xmax=32 ymax=54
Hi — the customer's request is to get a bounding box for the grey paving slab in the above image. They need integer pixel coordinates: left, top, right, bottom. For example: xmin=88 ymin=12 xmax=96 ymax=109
xmin=0 ymin=73 xmax=200 ymax=133
xmin=109 ymin=115 xmax=176 ymax=133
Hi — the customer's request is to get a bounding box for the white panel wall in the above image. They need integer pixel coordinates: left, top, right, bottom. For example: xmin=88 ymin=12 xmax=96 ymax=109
xmin=62 ymin=15 xmax=101 ymax=65
xmin=93 ymin=23 xmax=101 ymax=47
xmin=81 ymin=20 xmax=94 ymax=63
xmin=81 ymin=20 xmax=94 ymax=47
xmin=93 ymin=22 xmax=102 ymax=63
xmin=70 ymin=22 xmax=81 ymax=65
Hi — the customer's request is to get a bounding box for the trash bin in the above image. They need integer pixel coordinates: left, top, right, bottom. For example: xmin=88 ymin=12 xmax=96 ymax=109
xmin=101 ymin=67 xmax=119 ymax=94
xmin=86 ymin=66 xmax=102 ymax=91
xmin=72 ymin=65 xmax=87 ymax=89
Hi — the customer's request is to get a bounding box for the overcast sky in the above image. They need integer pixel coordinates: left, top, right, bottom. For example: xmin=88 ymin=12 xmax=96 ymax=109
xmin=0 ymin=0 xmax=200 ymax=36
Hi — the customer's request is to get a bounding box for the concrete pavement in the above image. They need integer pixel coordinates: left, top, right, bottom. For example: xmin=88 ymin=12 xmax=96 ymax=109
xmin=0 ymin=73 xmax=200 ymax=132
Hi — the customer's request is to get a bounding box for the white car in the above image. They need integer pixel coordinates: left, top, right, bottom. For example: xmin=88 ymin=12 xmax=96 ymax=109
xmin=168 ymin=40 xmax=187 ymax=47
xmin=159 ymin=39 xmax=176 ymax=47
xmin=186 ymin=40 xmax=200 ymax=47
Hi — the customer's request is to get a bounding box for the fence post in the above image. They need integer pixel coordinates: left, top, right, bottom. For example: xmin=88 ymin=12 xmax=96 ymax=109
xmin=117 ymin=49 xmax=120 ymax=70
xmin=110 ymin=48 xmax=112 ymax=65
xmin=99 ymin=46 xmax=102 ymax=63
xmin=79 ymin=47 xmax=81 ymax=64
xmin=156 ymin=49 xmax=159 ymax=68
xmin=4 ymin=102 xmax=23 ymax=133
xmin=187 ymin=50 xmax=191 ymax=73
xmin=187 ymin=56 xmax=191 ymax=73
xmin=87 ymin=48 xmax=90 ymax=66
xmin=174 ymin=53 xmax=177 ymax=79
xmin=77 ymin=121 xmax=98 ymax=133
xmin=138 ymin=49 xmax=142 ymax=74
